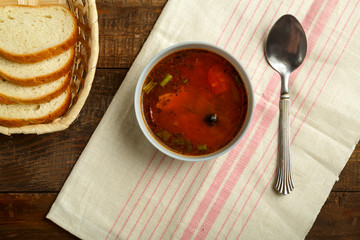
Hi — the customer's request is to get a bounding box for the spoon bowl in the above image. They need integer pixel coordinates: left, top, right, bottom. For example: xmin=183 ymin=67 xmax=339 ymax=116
xmin=265 ymin=14 xmax=307 ymax=194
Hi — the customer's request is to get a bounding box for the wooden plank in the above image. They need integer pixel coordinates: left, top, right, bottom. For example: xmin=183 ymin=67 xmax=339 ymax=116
xmin=333 ymin=142 xmax=360 ymax=192
xmin=0 ymin=192 xmax=359 ymax=239
xmin=96 ymin=1 xmax=167 ymax=68
xmin=333 ymin=161 xmax=360 ymax=191
xmin=306 ymin=192 xmax=360 ymax=239
xmin=0 ymin=193 xmax=78 ymax=239
xmin=0 ymin=69 xmax=126 ymax=192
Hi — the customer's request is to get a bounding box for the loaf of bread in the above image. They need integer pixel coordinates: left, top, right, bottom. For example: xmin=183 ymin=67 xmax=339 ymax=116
xmin=0 ymin=5 xmax=77 ymax=63
xmin=0 ymin=5 xmax=78 ymax=129
xmin=0 ymin=72 xmax=71 ymax=104
xmin=0 ymin=46 xmax=74 ymax=86
xmin=0 ymin=86 xmax=71 ymax=127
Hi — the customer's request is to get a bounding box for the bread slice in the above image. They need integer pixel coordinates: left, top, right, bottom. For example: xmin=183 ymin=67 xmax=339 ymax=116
xmin=0 ymin=46 xmax=74 ymax=86
xmin=0 ymin=71 xmax=71 ymax=105
xmin=0 ymin=5 xmax=77 ymax=63
xmin=0 ymin=85 xmax=71 ymax=127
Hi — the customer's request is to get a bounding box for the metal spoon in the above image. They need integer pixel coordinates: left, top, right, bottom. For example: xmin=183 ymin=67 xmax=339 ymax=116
xmin=265 ymin=14 xmax=307 ymax=195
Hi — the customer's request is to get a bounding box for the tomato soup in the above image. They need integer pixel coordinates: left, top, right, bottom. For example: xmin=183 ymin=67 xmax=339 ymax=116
xmin=142 ymin=49 xmax=248 ymax=155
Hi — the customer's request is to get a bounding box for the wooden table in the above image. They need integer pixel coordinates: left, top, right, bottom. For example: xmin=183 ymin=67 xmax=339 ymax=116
xmin=0 ymin=1 xmax=359 ymax=239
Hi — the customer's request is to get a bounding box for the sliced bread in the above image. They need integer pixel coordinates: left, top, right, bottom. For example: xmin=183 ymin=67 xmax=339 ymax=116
xmin=0 ymin=85 xmax=71 ymax=127
xmin=0 ymin=71 xmax=71 ymax=104
xmin=0 ymin=5 xmax=77 ymax=63
xmin=0 ymin=46 xmax=74 ymax=86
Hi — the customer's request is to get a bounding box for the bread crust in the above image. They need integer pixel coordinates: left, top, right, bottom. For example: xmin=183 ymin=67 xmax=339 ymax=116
xmin=0 ymin=47 xmax=75 ymax=86
xmin=0 ymin=5 xmax=78 ymax=64
xmin=0 ymin=85 xmax=72 ymax=127
xmin=0 ymin=71 xmax=71 ymax=105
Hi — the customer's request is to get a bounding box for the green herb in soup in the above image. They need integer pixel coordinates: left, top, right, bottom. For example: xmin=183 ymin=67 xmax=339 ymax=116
xmin=142 ymin=49 xmax=248 ymax=155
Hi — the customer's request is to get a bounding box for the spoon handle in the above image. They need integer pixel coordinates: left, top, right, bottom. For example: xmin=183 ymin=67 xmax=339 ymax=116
xmin=275 ymin=97 xmax=294 ymax=194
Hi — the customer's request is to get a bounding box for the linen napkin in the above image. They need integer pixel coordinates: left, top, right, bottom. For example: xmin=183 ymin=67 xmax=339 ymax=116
xmin=47 ymin=0 xmax=360 ymax=239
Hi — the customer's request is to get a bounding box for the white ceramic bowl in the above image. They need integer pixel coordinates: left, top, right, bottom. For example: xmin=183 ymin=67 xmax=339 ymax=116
xmin=134 ymin=42 xmax=254 ymax=161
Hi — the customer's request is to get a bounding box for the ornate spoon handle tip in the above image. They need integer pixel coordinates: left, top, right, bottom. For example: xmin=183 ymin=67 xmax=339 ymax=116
xmin=275 ymin=98 xmax=294 ymax=195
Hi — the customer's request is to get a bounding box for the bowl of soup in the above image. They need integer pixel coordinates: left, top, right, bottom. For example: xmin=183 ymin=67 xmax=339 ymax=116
xmin=134 ymin=42 xmax=254 ymax=161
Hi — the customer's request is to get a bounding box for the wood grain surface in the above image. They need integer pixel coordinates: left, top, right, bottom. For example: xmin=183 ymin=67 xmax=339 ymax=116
xmin=0 ymin=0 xmax=359 ymax=239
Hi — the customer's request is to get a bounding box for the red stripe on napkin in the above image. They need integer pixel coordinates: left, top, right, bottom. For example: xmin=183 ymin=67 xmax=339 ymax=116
xmin=231 ymin=0 xmax=264 ymax=54
xmin=116 ymin=158 xmax=174 ymax=239
xmin=159 ymin=161 xmax=206 ymax=238
xmin=223 ymin=0 xmax=253 ymax=49
xmin=216 ymin=0 xmax=243 ymax=45
xmin=105 ymin=150 xmax=158 ymax=240
xmin=130 ymin=161 xmax=185 ymax=239
xmin=110 ymin=154 xmax=166 ymax=238
xmin=147 ymin=162 xmax=194 ymax=239
xmin=238 ymin=0 xmax=273 ymax=60
xmin=170 ymin=160 xmax=217 ymax=239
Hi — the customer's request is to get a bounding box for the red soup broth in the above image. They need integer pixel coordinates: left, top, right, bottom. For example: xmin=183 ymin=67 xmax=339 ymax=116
xmin=142 ymin=49 xmax=248 ymax=156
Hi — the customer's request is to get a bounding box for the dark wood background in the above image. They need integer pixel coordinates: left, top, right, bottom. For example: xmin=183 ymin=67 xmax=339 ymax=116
xmin=0 ymin=1 xmax=359 ymax=239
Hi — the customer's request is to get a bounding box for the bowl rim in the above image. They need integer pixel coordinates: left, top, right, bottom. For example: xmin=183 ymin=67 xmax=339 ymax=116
xmin=134 ymin=41 xmax=254 ymax=161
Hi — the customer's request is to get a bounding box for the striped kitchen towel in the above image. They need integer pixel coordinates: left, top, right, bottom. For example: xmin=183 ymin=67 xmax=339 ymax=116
xmin=47 ymin=0 xmax=360 ymax=239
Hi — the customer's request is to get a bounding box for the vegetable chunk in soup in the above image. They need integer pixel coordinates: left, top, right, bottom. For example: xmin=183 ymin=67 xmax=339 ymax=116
xmin=142 ymin=49 xmax=248 ymax=156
